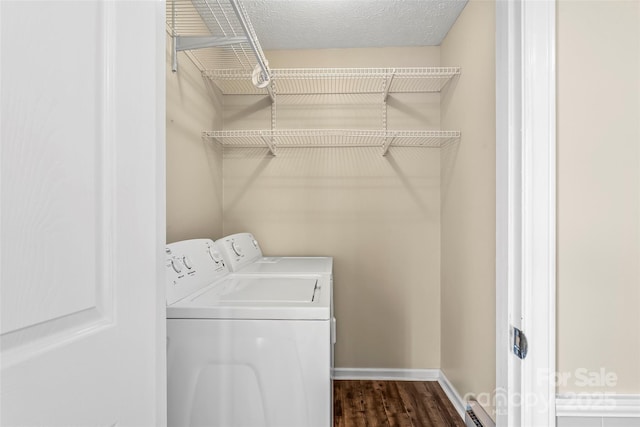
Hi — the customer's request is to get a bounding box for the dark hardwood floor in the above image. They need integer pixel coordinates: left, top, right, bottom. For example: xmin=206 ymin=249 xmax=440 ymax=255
xmin=334 ymin=380 xmax=466 ymax=427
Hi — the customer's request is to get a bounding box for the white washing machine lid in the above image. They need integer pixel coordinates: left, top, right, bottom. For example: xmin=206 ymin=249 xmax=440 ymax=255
xmin=235 ymin=257 xmax=333 ymax=276
xmin=167 ymin=275 xmax=330 ymax=320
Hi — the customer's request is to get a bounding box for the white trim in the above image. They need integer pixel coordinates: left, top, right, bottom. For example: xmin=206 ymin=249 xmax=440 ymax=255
xmin=332 ymin=367 xmax=440 ymax=381
xmin=495 ymin=1 xmax=556 ymax=425
xmin=556 ymin=394 xmax=640 ymax=418
xmin=154 ymin=0 xmax=167 ymax=424
xmin=437 ymin=370 xmax=467 ymax=420
xmin=521 ymin=1 xmax=557 ymax=426
xmin=494 ymin=2 xmax=513 ymax=425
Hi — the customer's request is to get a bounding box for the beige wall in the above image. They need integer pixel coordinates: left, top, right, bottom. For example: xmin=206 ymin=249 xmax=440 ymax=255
xmin=222 ymin=47 xmax=443 ymax=369
xmin=166 ymin=41 xmax=224 ymax=243
xmin=557 ymin=0 xmax=640 ymax=393
xmin=440 ymin=0 xmax=496 ymax=415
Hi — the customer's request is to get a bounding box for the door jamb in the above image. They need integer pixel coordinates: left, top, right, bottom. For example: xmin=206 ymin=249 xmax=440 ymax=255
xmin=496 ymin=0 xmax=557 ymax=425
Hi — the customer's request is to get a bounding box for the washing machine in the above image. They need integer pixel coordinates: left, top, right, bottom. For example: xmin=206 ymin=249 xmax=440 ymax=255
xmin=166 ymin=239 xmax=332 ymax=427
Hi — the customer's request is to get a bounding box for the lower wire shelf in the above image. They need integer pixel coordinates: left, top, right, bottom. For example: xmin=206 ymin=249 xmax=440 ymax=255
xmin=202 ymin=129 xmax=461 ymax=156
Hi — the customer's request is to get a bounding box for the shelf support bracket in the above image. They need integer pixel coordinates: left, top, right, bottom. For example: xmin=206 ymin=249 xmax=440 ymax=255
xmin=266 ymin=86 xmax=275 ymax=103
xmin=172 ymin=36 xmax=248 ymax=72
xmin=382 ymin=134 xmax=396 ymax=156
xmin=382 ymin=70 xmax=396 ymax=131
xmin=383 ymin=69 xmax=396 ymax=102
xmin=171 ymin=0 xmax=178 ymax=72
xmin=176 ymin=35 xmax=248 ymax=51
xmin=271 ymin=91 xmax=277 ymax=129
xmin=260 ymin=135 xmax=277 ymax=156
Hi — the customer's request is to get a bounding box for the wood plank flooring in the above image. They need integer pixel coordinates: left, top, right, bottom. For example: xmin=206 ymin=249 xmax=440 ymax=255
xmin=334 ymin=380 xmax=465 ymax=427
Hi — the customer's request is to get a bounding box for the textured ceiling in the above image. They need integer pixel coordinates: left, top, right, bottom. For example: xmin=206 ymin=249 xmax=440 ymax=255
xmin=243 ymin=0 xmax=469 ymax=50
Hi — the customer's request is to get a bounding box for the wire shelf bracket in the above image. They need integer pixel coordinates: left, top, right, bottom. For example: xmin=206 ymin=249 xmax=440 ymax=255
xmin=382 ymin=70 xmax=396 ymax=102
xmin=259 ymin=135 xmax=277 ymax=156
xmin=175 ymin=35 xmax=247 ymax=51
xmin=381 ymin=134 xmax=397 ymax=156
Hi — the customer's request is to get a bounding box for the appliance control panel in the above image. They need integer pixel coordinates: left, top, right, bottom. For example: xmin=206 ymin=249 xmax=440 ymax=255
xmin=216 ymin=232 xmax=263 ymax=272
xmin=165 ymin=239 xmax=229 ymax=305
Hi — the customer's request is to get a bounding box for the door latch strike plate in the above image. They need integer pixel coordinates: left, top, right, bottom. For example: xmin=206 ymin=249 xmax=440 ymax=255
xmin=513 ymin=327 xmax=528 ymax=360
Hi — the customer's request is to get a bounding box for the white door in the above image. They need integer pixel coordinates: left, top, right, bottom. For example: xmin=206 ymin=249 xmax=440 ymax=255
xmin=1 ymin=1 xmax=166 ymax=426
xmin=496 ymin=1 xmax=556 ymax=426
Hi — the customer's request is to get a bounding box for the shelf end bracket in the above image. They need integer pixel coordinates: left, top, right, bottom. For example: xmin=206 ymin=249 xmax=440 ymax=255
xmin=260 ymin=135 xmax=277 ymax=156
xmin=382 ymin=134 xmax=396 ymax=156
xmin=383 ymin=69 xmax=396 ymax=102
xmin=176 ymin=35 xmax=248 ymax=51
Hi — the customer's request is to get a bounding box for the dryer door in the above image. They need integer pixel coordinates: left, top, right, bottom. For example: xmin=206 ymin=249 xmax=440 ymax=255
xmin=167 ymin=319 xmax=331 ymax=427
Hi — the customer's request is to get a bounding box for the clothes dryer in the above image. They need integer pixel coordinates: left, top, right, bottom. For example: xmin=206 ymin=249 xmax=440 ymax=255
xmin=216 ymin=232 xmax=333 ymax=276
xmin=166 ymin=239 xmax=332 ymax=427
xmin=216 ymin=232 xmax=338 ymax=390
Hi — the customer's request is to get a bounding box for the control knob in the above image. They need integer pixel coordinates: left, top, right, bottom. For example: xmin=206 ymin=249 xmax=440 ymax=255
xmin=182 ymin=256 xmax=193 ymax=270
xmin=231 ymin=241 xmax=243 ymax=256
xmin=208 ymin=246 xmax=222 ymax=264
xmin=171 ymin=258 xmax=183 ymax=274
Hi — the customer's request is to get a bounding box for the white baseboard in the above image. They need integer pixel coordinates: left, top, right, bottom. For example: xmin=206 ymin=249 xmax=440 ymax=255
xmin=556 ymin=393 xmax=640 ymax=418
xmin=436 ymin=370 xmax=467 ymax=420
xmin=332 ymin=368 xmax=467 ymax=421
xmin=333 ymin=367 xmax=440 ymax=381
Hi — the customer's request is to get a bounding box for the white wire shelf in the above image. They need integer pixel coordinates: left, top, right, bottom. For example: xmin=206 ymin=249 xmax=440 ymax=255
xmin=202 ymin=67 xmax=460 ymax=96
xmin=167 ymin=0 xmax=271 ymax=88
xmin=203 ymin=129 xmax=461 ymax=155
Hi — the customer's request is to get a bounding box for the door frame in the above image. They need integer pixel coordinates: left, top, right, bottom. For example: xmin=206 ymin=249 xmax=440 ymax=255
xmin=496 ymin=0 xmax=557 ymax=425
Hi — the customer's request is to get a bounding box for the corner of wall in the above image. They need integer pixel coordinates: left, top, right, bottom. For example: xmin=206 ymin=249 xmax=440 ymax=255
xmin=166 ymin=42 xmax=224 ymax=243
xmin=438 ymin=0 xmax=497 ymax=419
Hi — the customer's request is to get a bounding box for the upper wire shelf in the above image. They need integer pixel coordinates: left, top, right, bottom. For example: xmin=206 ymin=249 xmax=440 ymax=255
xmin=202 ymin=67 xmax=460 ymax=96
xmin=168 ymin=0 xmax=271 ymax=90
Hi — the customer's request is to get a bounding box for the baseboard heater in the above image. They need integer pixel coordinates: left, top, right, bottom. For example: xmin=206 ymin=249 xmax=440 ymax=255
xmin=465 ymin=400 xmax=495 ymax=427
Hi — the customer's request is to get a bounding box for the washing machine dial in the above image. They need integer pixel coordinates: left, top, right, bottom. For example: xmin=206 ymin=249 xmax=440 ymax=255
xmin=182 ymin=256 xmax=193 ymax=270
xmin=171 ymin=258 xmax=183 ymax=274
xmin=207 ymin=246 xmax=222 ymax=264
xmin=231 ymin=241 xmax=243 ymax=256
